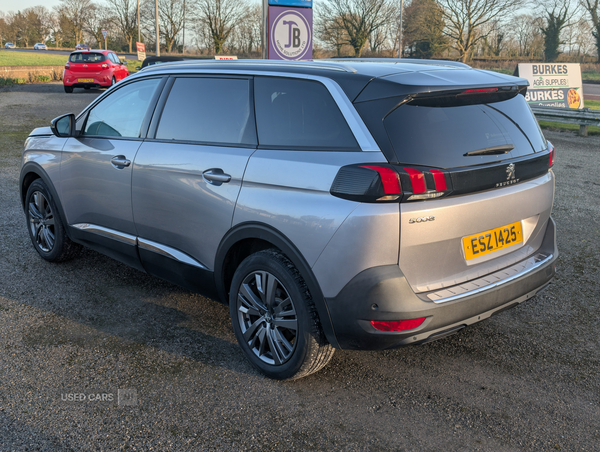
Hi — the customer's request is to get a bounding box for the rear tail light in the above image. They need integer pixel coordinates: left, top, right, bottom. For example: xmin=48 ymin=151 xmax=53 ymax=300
xmin=101 ymin=63 xmax=109 ymax=69
xmin=548 ymin=141 xmax=555 ymax=168
xmin=330 ymin=164 xmax=451 ymax=203
xmin=371 ymin=317 xmax=426 ymax=332
xmin=65 ymin=62 xmax=70 ymax=69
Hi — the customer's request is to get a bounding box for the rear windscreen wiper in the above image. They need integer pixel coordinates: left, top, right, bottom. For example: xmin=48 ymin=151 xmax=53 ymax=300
xmin=464 ymin=144 xmax=514 ymax=157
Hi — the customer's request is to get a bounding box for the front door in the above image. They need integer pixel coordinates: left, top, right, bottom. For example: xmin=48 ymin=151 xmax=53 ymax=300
xmin=60 ymin=77 xmax=163 ymax=269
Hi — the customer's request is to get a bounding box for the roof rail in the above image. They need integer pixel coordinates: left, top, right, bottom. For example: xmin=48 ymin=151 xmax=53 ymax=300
xmin=321 ymin=58 xmax=471 ymax=69
xmin=142 ymin=58 xmax=357 ymax=73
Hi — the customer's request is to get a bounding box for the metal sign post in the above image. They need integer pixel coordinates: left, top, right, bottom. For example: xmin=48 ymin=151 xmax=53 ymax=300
xmin=102 ymin=29 xmax=108 ymax=50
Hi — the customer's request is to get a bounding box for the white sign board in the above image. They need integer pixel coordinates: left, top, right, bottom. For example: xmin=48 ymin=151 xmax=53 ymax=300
xmin=102 ymin=29 xmax=108 ymax=40
xmin=214 ymin=55 xmax=238 ymax=60
xmin=517 ymin=63 xmax=584 ymax=109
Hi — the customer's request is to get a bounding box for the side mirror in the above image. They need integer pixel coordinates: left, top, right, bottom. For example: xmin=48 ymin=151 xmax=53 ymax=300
xmin=50 ymin=113 xmax=76 ymax=137
xmin=122 ymin=60 xmax=128 ymax=65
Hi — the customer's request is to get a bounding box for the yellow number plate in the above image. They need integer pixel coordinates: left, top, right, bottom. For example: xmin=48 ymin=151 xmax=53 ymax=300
xmin=78 ymin=78 xmax=94 ymax=82
xmin=462 ymin=221 xmax=523 ymax=260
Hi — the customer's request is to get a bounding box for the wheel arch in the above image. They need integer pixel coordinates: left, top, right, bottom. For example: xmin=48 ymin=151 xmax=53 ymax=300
xmin=20 ymin=162 xmax=72 ymax=240
xmin=215 ymin=222 xmax=340 ymax=348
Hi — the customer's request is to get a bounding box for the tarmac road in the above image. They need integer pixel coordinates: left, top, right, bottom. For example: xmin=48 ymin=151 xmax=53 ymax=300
xmin=0 ymin=83 xmax=599 ymax=451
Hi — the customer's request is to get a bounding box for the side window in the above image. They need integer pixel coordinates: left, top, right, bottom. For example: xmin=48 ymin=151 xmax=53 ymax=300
xmin=83 ymin=78 xmax=161 ymax=138
xmin=254 ymin=77 xmax=359 ymax=151
xmin=155 ymin=77 xmax=256 ymax=146
xmin=109 ymin=53 xmax=120 ymax=64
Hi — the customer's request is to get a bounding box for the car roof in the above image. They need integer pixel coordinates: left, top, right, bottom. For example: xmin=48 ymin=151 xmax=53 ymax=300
xmin=70 ymin=50 xmax=113 ymax=55
xmin=135 ymin=58 xmax=529 ymax=103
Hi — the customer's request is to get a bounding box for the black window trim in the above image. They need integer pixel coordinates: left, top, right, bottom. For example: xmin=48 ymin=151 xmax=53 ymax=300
xmin=146 ymin=74 xmax=258 ymax=149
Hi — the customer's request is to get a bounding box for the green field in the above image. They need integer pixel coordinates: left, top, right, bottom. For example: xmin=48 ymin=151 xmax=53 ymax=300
xmin=0 ymin=50 xmax=139 ymax=69
xmin=0 ymin=50 xmax=69 ymax=66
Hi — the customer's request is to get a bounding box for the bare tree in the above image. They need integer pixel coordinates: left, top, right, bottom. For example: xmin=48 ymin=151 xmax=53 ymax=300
xmin=437 ymin=0 xmax=522 ymax=62
xmin=229 ymin=3 xmax=261 ymax=55
xmin=508 ymin=14 xmax=543 ymax=57
xmin=534 ymin=0 xmax=579 ymax=62
xmin=317 ymin=0 xmax=391 ymax=57
xmin=194 ymin=0 xmax=248 ymax=55
xmin=54 ymin=0 xmax=94 ymax=45
xmin=141 ymin=0 xmax=185 ymax=53
xmin=403 ymin=0 xmax=447 ymax=59
xmin=84 ymin=3 xmax=115 ymax=48
xmin=104 ymin=0 xmax=138 ymax=53
xmin=580 ymin=0 xmax=600 ymax=61
xmin=317 ymin=15 xmax=349 ymax=56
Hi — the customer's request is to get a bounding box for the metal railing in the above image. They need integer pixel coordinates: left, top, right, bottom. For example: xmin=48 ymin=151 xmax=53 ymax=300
xmin=531 ymin=105 xmax=600 ymax=136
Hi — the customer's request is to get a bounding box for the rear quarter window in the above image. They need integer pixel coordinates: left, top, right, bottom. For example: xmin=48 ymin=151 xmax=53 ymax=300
xmin=254 ymin=77 xmax=359 ymax=151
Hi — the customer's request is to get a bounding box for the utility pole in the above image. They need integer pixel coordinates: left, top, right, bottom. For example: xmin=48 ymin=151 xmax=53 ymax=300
xmin=398 ymin=0 xmax=404 ymax=58
xmin=155 ymin=0 xmax=160 ymax=56
xmin=182 ymin=0 xmax=185 ymax=54
xmin=138 ymin=0 xmax=141 ymax=44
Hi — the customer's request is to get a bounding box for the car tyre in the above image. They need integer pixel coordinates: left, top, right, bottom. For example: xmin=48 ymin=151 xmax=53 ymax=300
xmin=229 ymin=249 xmax=334 ymax=380
xmin=111 ymin=77 xmax=116 ymax=86
xmin=25 ymin=180 xmax=81 ymax=262
xmin=64 ymin=86 xmax=73 ymax=93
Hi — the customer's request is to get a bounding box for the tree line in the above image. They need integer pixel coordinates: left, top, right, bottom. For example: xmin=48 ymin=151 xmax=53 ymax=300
xmin=0 ymin=0 xmax=599 ymax=63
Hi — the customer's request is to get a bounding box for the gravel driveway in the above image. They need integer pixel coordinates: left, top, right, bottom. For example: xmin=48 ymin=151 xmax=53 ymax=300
xmin=1 ymin=83 xmax=599 ymax=451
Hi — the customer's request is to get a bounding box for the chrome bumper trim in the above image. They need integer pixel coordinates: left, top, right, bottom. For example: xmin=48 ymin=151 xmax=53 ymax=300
xmin=427 ymin=252 xmax=554 ymax=304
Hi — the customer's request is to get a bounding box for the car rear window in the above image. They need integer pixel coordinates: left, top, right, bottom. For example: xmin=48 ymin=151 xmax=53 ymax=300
xmin=383 ymin=94 xmax=547 ymax=168
xmin=69 ymin=53 xmax=106 ymax=63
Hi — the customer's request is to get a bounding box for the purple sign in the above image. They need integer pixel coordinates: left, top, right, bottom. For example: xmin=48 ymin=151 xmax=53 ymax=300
xmin=268 ymin=6 xmax=313 ymax=60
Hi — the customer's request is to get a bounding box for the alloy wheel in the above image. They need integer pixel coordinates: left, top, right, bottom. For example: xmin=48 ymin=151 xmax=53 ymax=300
xmin=236 ymin=271 xmax=298 ymax=365
xmin=28 ymin=191 xmax=55 ymax=253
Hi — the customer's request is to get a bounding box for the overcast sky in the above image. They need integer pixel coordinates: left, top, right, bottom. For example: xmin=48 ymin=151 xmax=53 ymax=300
xmin=0 ymin=0 xmax=61 ymax=13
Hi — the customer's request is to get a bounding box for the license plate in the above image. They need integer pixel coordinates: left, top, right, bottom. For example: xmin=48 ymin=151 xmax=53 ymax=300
xmin=462 ymin=221 xmax=523 ymax=260
xmin=78 ymin=78 xmax=94 ymax=83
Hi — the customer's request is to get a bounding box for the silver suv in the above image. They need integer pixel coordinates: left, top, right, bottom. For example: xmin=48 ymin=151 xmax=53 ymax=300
xmin=20 ymin=59 xmax=557 ymax=380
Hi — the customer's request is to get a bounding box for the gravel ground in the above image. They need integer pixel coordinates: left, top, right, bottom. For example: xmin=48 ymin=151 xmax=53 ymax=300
xmin=0 ymin=83 xmax=599 ymax=451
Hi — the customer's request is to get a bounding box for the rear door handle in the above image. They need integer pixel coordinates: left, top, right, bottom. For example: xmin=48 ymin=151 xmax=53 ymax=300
xmin=203 ymin=168 xmax=231 ymax=186
xmin=111 ymin=156 xmax=131 ymax=169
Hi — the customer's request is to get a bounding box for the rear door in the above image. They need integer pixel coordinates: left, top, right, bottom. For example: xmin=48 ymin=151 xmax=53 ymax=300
xmin=131 ymin=76 xmax=257 ymax=280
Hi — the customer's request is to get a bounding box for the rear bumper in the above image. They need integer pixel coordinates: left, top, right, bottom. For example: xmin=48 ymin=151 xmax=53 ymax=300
xmin=63 ymin=73 xmax=111 ymax=88
xmin=325 ymin=217 xmax=557 ymax=350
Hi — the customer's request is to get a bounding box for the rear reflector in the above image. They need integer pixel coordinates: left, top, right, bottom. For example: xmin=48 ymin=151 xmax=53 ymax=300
xmin=371 ymin=318 xmax=426 ymax=332
xmin=548 ymin=141 xmax=555 ymax=167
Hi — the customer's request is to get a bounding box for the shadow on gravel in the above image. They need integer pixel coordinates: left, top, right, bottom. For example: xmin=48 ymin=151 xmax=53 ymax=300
xmin=10 ymin=248 xmax=256 ymax=378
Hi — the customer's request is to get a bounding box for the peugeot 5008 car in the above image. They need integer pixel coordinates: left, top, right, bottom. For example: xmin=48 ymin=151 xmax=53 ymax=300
xmin=63 ymin=49 xmax=128 ymax=93
xmin=20 ymin=59 xmax=557 ymax=380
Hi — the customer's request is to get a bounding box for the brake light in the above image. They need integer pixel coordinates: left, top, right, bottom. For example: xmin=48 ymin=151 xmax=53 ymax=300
xmin=430 ymin=169 xmax=448 ymax=191
xmin=371 ymin=317 xmax=426 ymax=332
xmin=460 ymin=88 xmax=499 ymax=95
xmin=102 ymin=63 xmax=109 ymax=69
xmin=548 ymin=141 xmax=555 ymax=167
xmin=65 ymin=62 xmax=70 ymax=69
xmin=403 ymin=168 xmax=426 ymax=193
xmin=360 ymin=166 xmax=401 ymax=195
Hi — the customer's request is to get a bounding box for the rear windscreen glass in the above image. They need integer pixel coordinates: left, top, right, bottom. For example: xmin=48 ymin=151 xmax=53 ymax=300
xmin=69 ymin=53 xmax=106 ymax=63
xmin=384 ymin=94 xmax=547 ymax=168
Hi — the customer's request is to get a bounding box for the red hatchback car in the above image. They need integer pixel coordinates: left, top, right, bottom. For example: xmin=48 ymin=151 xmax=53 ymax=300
xmin=63 ymin=50 xmax=129 ymax=93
